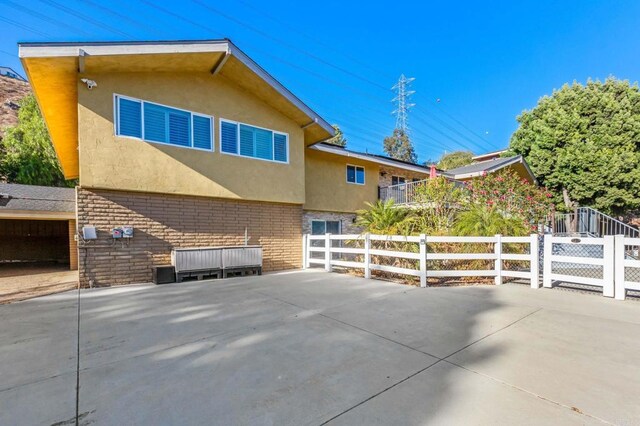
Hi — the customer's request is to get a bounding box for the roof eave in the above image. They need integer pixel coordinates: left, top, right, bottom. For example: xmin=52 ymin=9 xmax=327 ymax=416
xmin=18 ymin=39 xmax=335 ymax=141
xmin=310 ymin=144 xmax=430 ymax=174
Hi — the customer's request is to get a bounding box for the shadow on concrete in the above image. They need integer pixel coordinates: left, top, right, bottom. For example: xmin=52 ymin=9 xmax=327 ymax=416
xmin=5 ymin=271 xmax=612 ymax=425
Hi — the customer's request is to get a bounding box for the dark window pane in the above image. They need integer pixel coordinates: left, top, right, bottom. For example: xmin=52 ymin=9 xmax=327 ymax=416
xmin=346 ymin=165 xmax=356 ymax=183
xmin=326 ymin=221 xmax=341 ymax=234
xmin=311 ymin=221 xmax=326 ymax=235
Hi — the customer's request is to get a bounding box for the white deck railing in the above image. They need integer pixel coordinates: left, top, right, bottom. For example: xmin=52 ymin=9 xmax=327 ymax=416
xmin=303 ymin=233 xmax=540 ymax=289
xmin=379 ymin=179 xmax=428 ymax=205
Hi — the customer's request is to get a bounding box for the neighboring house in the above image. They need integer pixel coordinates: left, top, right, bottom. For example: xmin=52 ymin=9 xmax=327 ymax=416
xmin=0 ymin=72 xmax=31 ymax=137
xmin=0 ymin=66 xmax=27 ymax=82
xmin=445 ymin=155 xmax=536 ymax=183
xmin=0 ymin=183 xmax=77 ymax=269
xmin=471 ymin=149 xmax=507 ymax=162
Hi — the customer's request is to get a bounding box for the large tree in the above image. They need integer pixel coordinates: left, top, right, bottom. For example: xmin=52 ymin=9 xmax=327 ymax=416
xmin=383 ymin=128 xmax=417 ymax=163
xmin=509 ymin=77 xmax=640 ymax=214
xmin=437 ymin=150 xmax=473 ymax=170
xmin=326 ymin=124 xmax=347 ymax=147
xmin=0 ymin=94 xmax=72 ymax=187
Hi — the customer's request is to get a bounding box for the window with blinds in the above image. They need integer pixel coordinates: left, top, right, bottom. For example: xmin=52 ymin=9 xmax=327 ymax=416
xmin=114 ymin=95 xmax=213 ymax=151
xmin=219 ymin=119 xmax=288 ymax=163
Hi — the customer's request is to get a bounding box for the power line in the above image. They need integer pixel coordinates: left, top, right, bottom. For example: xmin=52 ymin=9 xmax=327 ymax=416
xmin=126 ymin=1 xmax=480 ymax=155
xmin=412 ymin=105 xmax=490 ymax=152
xmin=190 ymin=0 xmax=389 ymax=91
xmin=37 ymin=0 xmax=134 ymax=38
xmin=190 ymin=3 xmax=493 ymax=153
xmin=10 ymin=0 xmax=486 ymax=157
xmin=232 ymin=1 xmax=493 ymax=152
xmin=131 ymin=1 xmax=465 ymax=156
xmin=0 ymin=49 xmax=18 ymax=58
xmin=0 ymin=15 xmax=51 ymax=37
xmin=3 ymin=0 xmax=91 ymax=36
xmin=78 ymin=0 xmax=166 ymax=37
xmin=135 ymin=1 xmax=390 ymax=105
xmin=433 ymin=101 xmax=501 ymax=148
xmin=235 ymin=0 xmax=395 ymax=81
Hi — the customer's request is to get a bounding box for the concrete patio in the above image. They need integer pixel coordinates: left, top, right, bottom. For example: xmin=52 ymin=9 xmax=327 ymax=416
xmin=1 ymin=270 xmax=639 ymax=425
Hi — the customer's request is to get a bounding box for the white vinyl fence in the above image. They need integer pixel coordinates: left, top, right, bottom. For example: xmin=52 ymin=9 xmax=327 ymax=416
xmin=542 ymin=235 xmax=614 ymax=297
xmin=304 ymin=233 xmax=640 ymax=300
xmin=303 ymin=233 xmax=540 ymax=288
xmin=614 ymin=236 xmax=640 ymax=300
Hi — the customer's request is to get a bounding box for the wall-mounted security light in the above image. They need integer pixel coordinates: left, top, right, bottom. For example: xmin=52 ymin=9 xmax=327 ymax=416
xmin=80 ymin=78 xmax=97 ymax=90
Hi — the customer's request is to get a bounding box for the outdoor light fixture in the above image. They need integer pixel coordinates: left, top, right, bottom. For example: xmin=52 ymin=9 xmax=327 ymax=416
xmin=80 ymin=78 xmax=97 ymax=90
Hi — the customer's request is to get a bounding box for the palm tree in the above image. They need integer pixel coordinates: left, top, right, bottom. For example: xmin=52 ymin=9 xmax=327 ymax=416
xmin=355 ymin=200 xmax=410 ymax=234
xmin=454 ymin=205 xmax=527 ymax=236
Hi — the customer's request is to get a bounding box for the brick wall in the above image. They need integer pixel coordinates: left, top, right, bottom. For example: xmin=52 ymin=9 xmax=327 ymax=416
xmin=77 ymin=188 xmax=302 ymax=287
xmin=302 ymin=210 xmax=362 ymax=235
xmin=68 ymin=219 xmax=78 ymax=270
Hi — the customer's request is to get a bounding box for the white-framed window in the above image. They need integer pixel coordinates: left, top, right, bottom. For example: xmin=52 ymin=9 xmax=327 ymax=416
xmin=346 ymin=164 xmax=365 ymax=185
xmin=219 ymin=118 xmax=288 ymax=163
xmin=311 ymin=220 xmax=341 ymax=235
xmin=113 ymin=94 xmax=214 ymax=151
xmin=391 ymin=176 xmax=406 ymax=186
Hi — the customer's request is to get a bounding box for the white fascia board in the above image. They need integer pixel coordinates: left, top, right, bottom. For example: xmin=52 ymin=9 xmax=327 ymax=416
xmin=19 ymin=39 xmax=334 ymax=137
xmin=311 ymin=144 xmax=430 ymax=175
xmin=18 ymin=40 xmax=230 ymax=58
xmin=471 ymin=149 xmax=507 ymax=161
xmin=228 ymin=42 xmax=334 ymax=136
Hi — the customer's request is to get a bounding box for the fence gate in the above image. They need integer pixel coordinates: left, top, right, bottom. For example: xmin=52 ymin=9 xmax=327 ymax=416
xmin=542 ymin=235 xmax=614 ymax=297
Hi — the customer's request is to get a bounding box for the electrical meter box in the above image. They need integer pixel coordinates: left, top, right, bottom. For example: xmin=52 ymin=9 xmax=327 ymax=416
xmin=122 ymin=226 xmax=134 ymax=238
xmin=82 ymin=226 xmax=97 ymax=240
xmin=111 ymin=227 xmax=123 ymax=239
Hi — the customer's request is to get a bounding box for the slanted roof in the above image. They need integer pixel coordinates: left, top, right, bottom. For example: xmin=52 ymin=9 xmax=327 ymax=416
xmin=0 ymin=66 xmax=27 ymax=81
xmin=311 ymin=142 xmax=451 ymax=177
xmin=472 ymin=149 xmax=507 ymax=162
xmin=447 ymin=155 xmax=537 ymax=183
xmin=0 ymin=183 xmax=75 ymax=219
xmin=19 ymin=39 xmax=334 ymax=179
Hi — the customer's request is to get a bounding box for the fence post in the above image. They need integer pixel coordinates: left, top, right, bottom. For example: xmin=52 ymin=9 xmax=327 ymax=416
xmin=364 ymin=233 xmax=371 ymax=279
xmin=614 ymin=234 xmax=626 ymax=300
xmin=302 ymin=234 xmax=308 ymax=269
xmin=494 ymin=234 xmax=502 ymax=285
xmin=543 ymin=234 xmax=552 ymax=288
xmin=419 ymin=234 xmax=427 ymax=288
xmin=614 ymin=234 xmax=627 ymax=300
xmin=530 ymin=234 xmax=540 ymax=288
xmin=325 ymin=233 xmax=332 ymax=272
xmin=603 ymin=235 xmax=615 ymax=297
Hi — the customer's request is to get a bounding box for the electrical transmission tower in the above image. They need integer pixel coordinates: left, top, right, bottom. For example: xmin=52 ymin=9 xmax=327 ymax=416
xmin=391 ymin=74 xmax=416 ymax=134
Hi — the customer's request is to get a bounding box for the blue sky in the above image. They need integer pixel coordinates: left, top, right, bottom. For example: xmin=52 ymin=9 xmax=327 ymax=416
xmin=1 ymin=0 xmax=639 ymax=163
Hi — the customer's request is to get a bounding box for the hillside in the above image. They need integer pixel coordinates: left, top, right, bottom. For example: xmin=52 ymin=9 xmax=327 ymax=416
xmin=0 ymin=74 xmax=31 ymax=138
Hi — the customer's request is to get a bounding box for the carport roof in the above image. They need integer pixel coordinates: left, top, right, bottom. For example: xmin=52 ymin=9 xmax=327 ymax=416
xmin=0 ymin=183 xmax=75 ymax=219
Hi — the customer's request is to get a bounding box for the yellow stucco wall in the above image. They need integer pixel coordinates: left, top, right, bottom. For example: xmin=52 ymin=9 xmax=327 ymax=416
xmin=77 ymin=72 xmax=305 ymax=204
xmin=304 ymin=149 xmax=379 ymax=213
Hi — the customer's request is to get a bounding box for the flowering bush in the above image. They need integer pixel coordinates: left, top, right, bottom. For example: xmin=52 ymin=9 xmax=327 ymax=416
xmin=463 ymin=170 xmax=552 ymax=232
xmin=410 ymin=177 xmax=465 ymax=234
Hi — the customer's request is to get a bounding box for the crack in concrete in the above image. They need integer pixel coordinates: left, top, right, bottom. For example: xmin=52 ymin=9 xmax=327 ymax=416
xmin=443 ymin=359 xmax=613 ymax=425
xmin=318 ymin=307 xmax=613 ymax=425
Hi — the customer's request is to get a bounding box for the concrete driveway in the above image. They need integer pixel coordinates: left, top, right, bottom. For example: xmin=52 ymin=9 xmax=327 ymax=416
xmin=1 ymin=270 xmax=639 ymax=425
